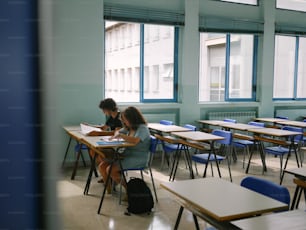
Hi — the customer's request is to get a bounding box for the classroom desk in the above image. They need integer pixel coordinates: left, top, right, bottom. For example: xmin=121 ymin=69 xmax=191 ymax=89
xmin=170 ymin=131 xmax=224 ymax=181
xmin=198 ymin=120 xmax=229 ymax=126
xmin=148 ymin=123 xmax=191 ymax=133
xmin=80 ymin=134 xmax=135 ymax=214
xmin=246 ymin=127 xmax=302 ymax=178
xmin=62 ymin=126 xmax=88 ymax=180
xmin=276 ymin=120 xmax=306 ymax=128
xmin=230 ymin=210 xmax=306 ymax=230
xmin=254 ymin=118 xmax=287 ymax=123
xmin=161 ymin=178 xmax=288 ymax=230
xmin=63 ymin=127 xmax=135 ymax=214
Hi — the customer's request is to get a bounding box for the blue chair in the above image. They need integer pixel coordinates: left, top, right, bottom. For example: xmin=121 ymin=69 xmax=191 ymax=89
xmin=191 ymin=129 xmax=233 ymax=182
xmin=119 ymin=136 xmax=158 ymax=204
xmin=233 ymin=121 xmax=265 ymax=169
xmin=70 ymin=143 xmax=88 ymax=180
xmin=159 ymin=124 xmax=196 ymax=171
xmin=223 ymin=118 xmax=237 ymax=123
xmin=276 ymin=116 xmax=289 ymax=120
xmin=159 ymin=120 xmax=174 ymax=125
xmin=265 ymin=126 xmax=303 ymax=179
xmin=241 ymin=176 xmax=290 ymax=209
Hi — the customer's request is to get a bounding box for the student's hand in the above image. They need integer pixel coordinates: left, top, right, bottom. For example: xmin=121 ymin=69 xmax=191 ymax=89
xmin=110 ymin=130 xmax=120 ymax=140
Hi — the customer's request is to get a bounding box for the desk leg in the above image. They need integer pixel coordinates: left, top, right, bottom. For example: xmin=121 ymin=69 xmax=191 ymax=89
xmin=184 ymin=145 xmax=194 ymax=179
xmin=62 ymin=137 xmax=72 ymax=168
xmin=84 ymin=153 xmax=96 ymax=195
xmin=97 ymin=160 xmax=114 ymax=214
xmin=193 ymin=214 xmax=200 ymax=230
xmin=71 ymin=143 xmax=82 ymax=180
xmin=169 ymin=144 xmax=182 ymax=182
xmin=174 ymin=206 xmax=184 ymax=230
xmin=258 ymin=141 xmax=267 ymax=174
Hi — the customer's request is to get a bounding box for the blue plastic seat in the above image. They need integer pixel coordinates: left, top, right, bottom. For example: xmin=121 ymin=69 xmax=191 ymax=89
xmin=241 ymin=176 xmax=290 ymax=209
xmin=265 ymin=126 xmax=303 ymax=179
xmin=191 ymin=129 xmax=233 ymax=182
xmin=223 ymin=118 xmax=237 ymax=123
xmin=159 ymin=120 xmax=174 ymax=125
xmin=119 ymin=136 xmax=158 ymax=204
xmin=159 ymin=124 xmax=196 ymax=171
xmin=233 ymin=121 xmax=265 ymax=169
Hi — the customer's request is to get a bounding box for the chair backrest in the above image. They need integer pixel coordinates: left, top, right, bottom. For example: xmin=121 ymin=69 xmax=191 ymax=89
xmin=212 ymin=129 xmax=232 ymax=145
xmin=184 ymin=124 xmax=196 ymax=131
xmin=248 ymin=121 xmax=265 ymax=127
xmin=159 ymin=120 xmax=174 ymax=125
xmin=223 ymin=118 xmax=237 ymax=123
xmin=240 ymin=176 xmax=290 ymax=207
xmin=276 ymin=115 xmax=289 ymax=120
xmin=282 ymin=126 xmax=303 ymax=142
xmin=303 ymin=119 xmax=306 ymax=122
xmin=149 ymin=135 xmax=158 ymax=154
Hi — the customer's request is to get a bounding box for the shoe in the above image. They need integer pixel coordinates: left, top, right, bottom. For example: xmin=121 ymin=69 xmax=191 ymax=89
xmin=97 ymin=178 xmax=104 ymax=183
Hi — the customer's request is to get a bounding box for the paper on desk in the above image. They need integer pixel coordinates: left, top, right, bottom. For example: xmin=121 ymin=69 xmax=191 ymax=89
xmin=99 ymin=136 xmax=124 ymax=142
xmin=80 ymin=123 xmax=101 ymax=135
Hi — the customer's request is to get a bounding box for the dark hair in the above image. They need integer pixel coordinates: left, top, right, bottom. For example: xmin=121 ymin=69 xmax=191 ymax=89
xmin=121 ymin=106 xmax=147 ymax=130
xmin=99 ymin=98 xmax=117 ymax=112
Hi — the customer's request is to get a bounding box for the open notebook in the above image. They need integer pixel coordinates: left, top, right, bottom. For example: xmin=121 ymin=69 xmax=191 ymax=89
xmin=80 ymin=123 xmax=101 ymax=135
xmin=96 ymin=136 xmax=125 ymax=145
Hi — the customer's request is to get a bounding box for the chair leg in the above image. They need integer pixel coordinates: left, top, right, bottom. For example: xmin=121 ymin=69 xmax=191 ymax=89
xmin=149 ymin=167 xmax=158 ymax=202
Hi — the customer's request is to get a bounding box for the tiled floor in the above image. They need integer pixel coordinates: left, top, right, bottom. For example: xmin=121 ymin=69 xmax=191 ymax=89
xmin=58 ymin=150 xmax=305 ymax=230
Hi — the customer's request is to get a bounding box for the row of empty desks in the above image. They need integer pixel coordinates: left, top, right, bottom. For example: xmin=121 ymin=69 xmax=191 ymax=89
xmin=198 ymin=120 xmax=303 ymax=178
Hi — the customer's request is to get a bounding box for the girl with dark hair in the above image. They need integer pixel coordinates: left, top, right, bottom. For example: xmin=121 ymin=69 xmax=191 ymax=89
xmin=99 ymin=106 xmax=151 ymax=194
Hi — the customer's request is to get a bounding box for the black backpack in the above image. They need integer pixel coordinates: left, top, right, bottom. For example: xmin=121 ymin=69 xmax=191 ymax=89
xmin=126 ymin=178 xmax=154 ymax=215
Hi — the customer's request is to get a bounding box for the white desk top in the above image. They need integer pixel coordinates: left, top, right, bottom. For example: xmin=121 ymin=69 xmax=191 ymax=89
xmin=148 ymin=123 xmax=191 ymax=133
xmin=254 ymin=118 xmax=287 ymax=123
xmin=284 ymin=167 xmax=306 ymax=178
xmin=231 ymin=210 xmax=306 ymax=230
xmin=171 ymin=131 xmax=224 ymax=142
xmin=276 ymin=120 xmax=306 ymax=128
xmin=198 ymin=120 xmax=229 ymax=126
xmin=63 ymin=125 xmax=81 ymax=132
xmin=220 ymin=122 xmax=264 ymax=131
xmin=161 ymin=178 xmax=288 ymax=222
xmin=247 ymin=127 xmax=301 ymax=137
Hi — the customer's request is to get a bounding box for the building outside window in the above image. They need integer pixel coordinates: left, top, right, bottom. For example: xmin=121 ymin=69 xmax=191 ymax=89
xmin=277 ymin=0 xmax=306 ymax=12
xmin=199 ymin=33 xmax=256 ymax=102
xmin=220 ymin=0 xmax=258 ymax=5
xmin=105 ymin=21 xmax=178 ymax=102
xmin=274 ymin=35 xmax=306 ymax=99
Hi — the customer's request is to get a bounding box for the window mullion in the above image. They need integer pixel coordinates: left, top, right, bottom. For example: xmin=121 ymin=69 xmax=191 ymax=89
xmin=225 ymin=34 xmax=231 ymax=101
xmin=294 ymin=36 xmax=299 ymax=99
xmin=140 ymin=24 xmax=144 ymax=102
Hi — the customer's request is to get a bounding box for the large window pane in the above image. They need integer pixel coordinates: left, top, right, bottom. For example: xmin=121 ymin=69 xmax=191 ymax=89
xmin=199 ymin=33 xmax=226 ymax=102
xmin=297 ymin=37 xmax=306 ymax=98
xmin=105 ymin=21 xmax=140 ymax=102
xmin=143 ymin=25 xmax=174 ymax=100
xmin=105 ymin=21 xmax=177 ymax=102
xmin=277 ymin=0 xmax=306 ymax=12
xmin=273 ymin=35 xmax=295 ymax=98
xmin=229 ymin=34 xmax=254 ymax=99
xmin=199 ymin=33 xmax=255 ymax=102
xmin=221 ymin=0 xmax=257 ymax=5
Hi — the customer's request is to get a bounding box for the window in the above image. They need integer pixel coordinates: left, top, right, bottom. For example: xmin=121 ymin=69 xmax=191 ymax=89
xmin=274 ymin=35 xmax=306 ymax=99
xmin=220 ymin=0 xmax=258 ymax=5
xmin=277 ymin=0 xmax=306 ymax=12
xmin=105 ymin=21 xmax=178 ymax=102
xmin=199 ymin=33 xmax=257 ymax=102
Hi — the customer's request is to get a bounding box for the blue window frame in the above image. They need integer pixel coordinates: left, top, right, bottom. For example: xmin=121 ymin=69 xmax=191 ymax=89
xmin=104 ymin=21 xmax=179 ymax=103
xmin=274 ymin=35 xmax=306 ymax=100
xmin=199 ymin=33 xmax=258 ymax=102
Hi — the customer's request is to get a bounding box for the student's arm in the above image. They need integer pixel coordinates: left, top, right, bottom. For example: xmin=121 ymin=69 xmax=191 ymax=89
xmin=87 ymin=130 xmax=114 ymax=136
